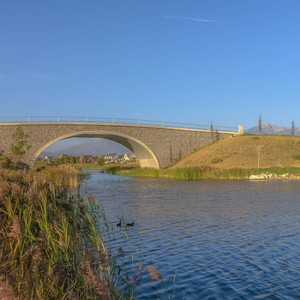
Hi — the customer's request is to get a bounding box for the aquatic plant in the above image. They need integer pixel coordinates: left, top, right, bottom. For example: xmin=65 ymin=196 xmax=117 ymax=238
xmin=112 ymin=167 xmax=251 ymax=181
xmin=0 ymin=165 xmax=135 ymax=299
xmin=109 ymin=167 xmax=159 ymax=178
xmin=0 ymin=160 xmax=178 ymax=299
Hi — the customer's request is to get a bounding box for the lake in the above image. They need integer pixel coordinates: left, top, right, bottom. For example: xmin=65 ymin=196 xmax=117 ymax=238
xmin=81 ymin=170 xmax=300 ymax=299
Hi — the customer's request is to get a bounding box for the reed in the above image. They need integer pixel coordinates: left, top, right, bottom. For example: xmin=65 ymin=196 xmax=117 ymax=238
xmin=119 ymin=168 xmax=160 ymax=178
xmin=0 ymin=163 xmax=135 ymax=299
xmin=113 ymin=167 xmax=251 ymax=180
xmin=36 ymin=164 xmax=84 ymax=187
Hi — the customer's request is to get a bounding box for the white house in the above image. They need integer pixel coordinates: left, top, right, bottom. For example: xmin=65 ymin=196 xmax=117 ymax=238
xmin=104 ymin=153 xmax=119 ymax=164
xmin=123 ymin=153 xmax=137 ymax=162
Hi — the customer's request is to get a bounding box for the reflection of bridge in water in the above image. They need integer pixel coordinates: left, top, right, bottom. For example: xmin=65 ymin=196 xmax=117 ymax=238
xmin=0 ymin=117 xmax=243 ymax=169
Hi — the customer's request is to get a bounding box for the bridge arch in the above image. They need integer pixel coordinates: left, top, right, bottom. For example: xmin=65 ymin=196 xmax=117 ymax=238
xmin=33 ymin=130 xmax=160 ymax=169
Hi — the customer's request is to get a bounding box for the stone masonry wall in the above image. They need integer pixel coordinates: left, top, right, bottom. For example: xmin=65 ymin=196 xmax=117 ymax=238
xmin=0 ymin=123 xmax=236 ymax=168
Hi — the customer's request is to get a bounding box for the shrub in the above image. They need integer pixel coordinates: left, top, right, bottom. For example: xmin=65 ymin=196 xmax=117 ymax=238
xmin=0 ymin=155 xmax=13 ymax=169
xmin=211 ymin=157 xmax=223 ymax=164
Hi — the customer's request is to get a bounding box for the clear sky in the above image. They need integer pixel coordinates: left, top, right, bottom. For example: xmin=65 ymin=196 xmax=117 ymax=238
xmin=1 ymin=0 xmax=300 ymax=130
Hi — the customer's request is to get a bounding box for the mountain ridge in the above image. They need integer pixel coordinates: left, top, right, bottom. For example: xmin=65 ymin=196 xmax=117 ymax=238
xmin=246 ymin=123 xmax=299 ymax=135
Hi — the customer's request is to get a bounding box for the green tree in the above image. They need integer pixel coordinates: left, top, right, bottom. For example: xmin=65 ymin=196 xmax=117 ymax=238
xmin=75 ymin=156 xmax=80 ymax=163
xmin=63 ymin=156 xmax=70 ymax=164
xmin=10 ymin=126 xmax=31 ymax=159
xmin=69 ymin=155 xmax=75 ymax=164
xmin=97 ymin=155 xmax=105 ymax=165
xmin=55 ymin=157 xmax=62 ymax=164
xmin=210 ymin=121 xmax=214 ymax=141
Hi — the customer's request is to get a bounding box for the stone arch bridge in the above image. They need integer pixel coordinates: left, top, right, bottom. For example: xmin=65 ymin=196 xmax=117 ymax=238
xmin=0 ymin=119 xmax=242 ymax=169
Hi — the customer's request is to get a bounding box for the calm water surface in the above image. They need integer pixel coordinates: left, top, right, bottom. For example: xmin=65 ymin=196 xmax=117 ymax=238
xmin=81 ymin=170 xmax=300 ymax=299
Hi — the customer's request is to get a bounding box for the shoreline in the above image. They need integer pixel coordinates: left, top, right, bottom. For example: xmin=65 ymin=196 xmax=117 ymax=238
xmin=106 ymin=166 xmax=300 ymax=181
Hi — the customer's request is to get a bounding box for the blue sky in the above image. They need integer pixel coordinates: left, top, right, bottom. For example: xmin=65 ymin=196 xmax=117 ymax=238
xmin=1 ymin=0 xmax=300 ymax=130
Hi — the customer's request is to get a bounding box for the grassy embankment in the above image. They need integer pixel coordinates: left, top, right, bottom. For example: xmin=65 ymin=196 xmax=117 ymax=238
xmin=109 ymin=135 xmax=300 ymax=180
xmin=0 ymin=157 xmax=144 ymax=299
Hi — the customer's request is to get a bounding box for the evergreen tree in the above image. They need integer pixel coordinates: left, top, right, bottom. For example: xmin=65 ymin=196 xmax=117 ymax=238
xmin=258 ymin=114 xmax=262 ymax=133
xmin=210 ymin=121 xmax=214 ymax=141
xmin=291 ymin=120 xmax=295 ymax=136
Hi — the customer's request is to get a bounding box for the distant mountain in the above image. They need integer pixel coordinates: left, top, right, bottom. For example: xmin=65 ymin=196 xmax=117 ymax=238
xmin=40 ymin=139 xmax=131 ymax=158
xmin=246 ymin=123 xmax=300 ymax=135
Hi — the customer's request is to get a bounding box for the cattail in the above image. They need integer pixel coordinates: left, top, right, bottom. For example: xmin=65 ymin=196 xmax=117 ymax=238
xmin=147 ymin=265 xmax=162 ymax=280
xmin=0 ymin=281 xmax=15 ymax=300
xmin=8 ymin=216 xmax=20 ymax=243
xmin=83 ymin=249 xmax=94 ymax=284
xmin=88 ymin=194 xmax=97 ymax=203
xmin=95 ymin=280 xmax=110 ymax=300
xmin=23 ymin=244 xmax=40 ymax=266
xmin=58 ymin=238 xmax=65 ymax=248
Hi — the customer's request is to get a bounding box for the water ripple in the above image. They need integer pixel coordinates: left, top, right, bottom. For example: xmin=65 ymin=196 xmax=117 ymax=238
xmin=81 ymin=171 xmax=300 ymax=299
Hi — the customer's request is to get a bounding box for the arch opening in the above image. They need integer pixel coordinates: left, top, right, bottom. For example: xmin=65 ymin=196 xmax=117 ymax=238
xmin=34 ymin=130 xmax=160 ymax=169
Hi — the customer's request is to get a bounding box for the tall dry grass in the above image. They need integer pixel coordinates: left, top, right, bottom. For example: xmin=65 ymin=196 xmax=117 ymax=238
xmin=0 ymin=163 xmax=133 ymax=299
xmin=172 ymin=134 xmax=300 ymax=170
xmin=37 ymin=164 xmax=83 ymax=187
xmin=0 ymin=159 xmax=172 ymax=299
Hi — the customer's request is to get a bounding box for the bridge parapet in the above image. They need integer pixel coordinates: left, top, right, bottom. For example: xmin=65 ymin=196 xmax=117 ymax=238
xmin=0 ymin=117 xmax=238 ymax=133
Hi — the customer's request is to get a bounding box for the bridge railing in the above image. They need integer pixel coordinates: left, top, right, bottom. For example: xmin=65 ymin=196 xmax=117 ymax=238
xmin=0 ymin=117 xmax=237 ymax=132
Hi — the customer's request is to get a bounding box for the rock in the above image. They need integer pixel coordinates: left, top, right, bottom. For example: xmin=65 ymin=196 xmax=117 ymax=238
xmin=249 ymin=172 xmax=290 ymax=180
xmin=249 ymin=175 xmax=265 ymax=180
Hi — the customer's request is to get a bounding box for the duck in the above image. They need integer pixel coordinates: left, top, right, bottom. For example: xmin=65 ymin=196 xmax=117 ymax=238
xmin=126 ymin=222 xmax=134 ymax=226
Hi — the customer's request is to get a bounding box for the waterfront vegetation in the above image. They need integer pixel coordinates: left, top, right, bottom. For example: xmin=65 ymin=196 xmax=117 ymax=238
xmin=108 ymin=166 xmax=300 ymax=181
xmin=34 ymin=159 xmax=139 ymax=171
xmin=109 ymin=167 xmax=249 ymax=180
xmin=0 ymin=157 xmax=146 ymax=299
xmin=79 ymin=162 xmax=139 ymax=170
